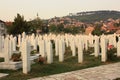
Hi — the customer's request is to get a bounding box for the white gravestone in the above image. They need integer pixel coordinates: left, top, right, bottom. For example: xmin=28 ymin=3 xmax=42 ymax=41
xmin=13 ymin=37 xmax=17 ymax=51
xmin=101 ymin=37 xmax=107 ymax=62
xmin=18 ymin=34 xmax=21 ymax=47
xmin=71 ymin=40 xmax=76 ymax=56
xmin=9 ymin=39 xmax=13 ymax=59
xmin=78 ymin=39 xmax=83 ymax=63
xmin=117 ymin=41 xmax=120 ymax=57
xmin=59 ymin=40 xmax=64 ymax=62
xmin=0 ymin=36 xmax=2 ymax=53
xmin=21 ymin=40 xmax=31 ymax=74
xmin=55 ymin=39 xmax=59 ymax=56
xmin=94 ymin=36 xmax=99 ymax=57
xmin=47 ymin=41 xmax=53 ymax=64
xmin=40 ymin=40 xmax=46 ymax=57
xmin=4 ymin=38 xmax=10 ymax=63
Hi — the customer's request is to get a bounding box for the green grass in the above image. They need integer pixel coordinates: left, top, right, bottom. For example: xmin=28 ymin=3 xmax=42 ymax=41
xmin=114 ymin=78 xmax=120 ymax=80
xmin=0 ymin=47 xmax=120 ymax=80
xmin=0 ymin=58 xmax=4 ymax=62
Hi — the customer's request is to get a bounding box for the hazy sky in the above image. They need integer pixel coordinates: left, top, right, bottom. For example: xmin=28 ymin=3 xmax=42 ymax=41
xmin=0 ymin=0 xmax=120 ymax=21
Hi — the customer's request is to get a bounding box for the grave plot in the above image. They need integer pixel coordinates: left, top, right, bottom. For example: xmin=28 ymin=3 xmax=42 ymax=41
xmin=0 ymin=32 xmax=120 ymax=80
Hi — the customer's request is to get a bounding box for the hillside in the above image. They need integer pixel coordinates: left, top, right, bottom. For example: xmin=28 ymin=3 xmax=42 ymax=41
xmin=66 ymin=10 xmax=120 ymax=23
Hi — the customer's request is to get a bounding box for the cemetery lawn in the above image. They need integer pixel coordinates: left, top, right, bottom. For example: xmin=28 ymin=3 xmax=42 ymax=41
xmin=0 ymin=52 xmax=120 ymax=80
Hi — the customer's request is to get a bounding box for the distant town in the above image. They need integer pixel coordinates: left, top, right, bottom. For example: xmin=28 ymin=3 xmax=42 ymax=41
xmin=0 ymin=10 xmax=120 ymax=36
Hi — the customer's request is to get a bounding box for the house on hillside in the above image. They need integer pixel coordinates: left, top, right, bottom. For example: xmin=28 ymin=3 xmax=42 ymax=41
xmin=102 ymin=21 xmax=120 ymax=33
xmin=0 ymin=20 xmax=7 ymax=35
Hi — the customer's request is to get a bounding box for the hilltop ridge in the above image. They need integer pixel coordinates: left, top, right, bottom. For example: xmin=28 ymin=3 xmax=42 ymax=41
xmin=65 ymin=10 xmax=120 ymax=23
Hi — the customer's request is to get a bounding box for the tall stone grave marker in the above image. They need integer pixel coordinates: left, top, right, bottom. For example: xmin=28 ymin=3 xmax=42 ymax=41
xmin=59 ymin=40 xmax=64 ymax=62
xmin=78 ymin=39 xmax=83 ymax=63
xmin=101 ymin=37 xmax=107 ymax=62
xmin=21 ymin=40 xmax=31 ymax=74
xmin=4 ymin=38 xmax=10 ymax=63
xmin=117 ymin=40 xmax=120 ymax=57
xmin=47 ymin=41 xmax=53 ymax=64
xmin=94 ymin=36 xmax=99 ymax=57
xmin=55 ymin=39 xmax=59 ymax=56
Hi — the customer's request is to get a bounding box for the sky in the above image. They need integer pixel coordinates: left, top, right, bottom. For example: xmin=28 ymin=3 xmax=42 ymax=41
xmin=0 ymin=0 xmax=120 ymax=21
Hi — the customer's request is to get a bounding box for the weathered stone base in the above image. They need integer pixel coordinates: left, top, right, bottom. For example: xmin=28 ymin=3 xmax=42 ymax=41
xmin=0 ymin=61 xmax=22 ymax=70
xmin=0 ymin=73 xmax=9 ymax=78
xmin=0 ymin=54 xmax=39 ymax=70
xmin=91 ymin=53 xmax=101 ymax=55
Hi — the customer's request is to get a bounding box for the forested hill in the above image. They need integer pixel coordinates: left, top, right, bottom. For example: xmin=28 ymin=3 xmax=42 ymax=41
xmin=66 ymin=10 xmax=120 ymax=23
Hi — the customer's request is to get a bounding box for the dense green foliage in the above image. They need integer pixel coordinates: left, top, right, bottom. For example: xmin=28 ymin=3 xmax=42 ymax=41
xmin=49 ymin=24 xmax=64 ymax=33
xmin=92 ymin=27 xmax=103 ymax=36
xmin=7 ymin=14 xmax=29 ymax=35
xmin=7 ymin=14 xmax=45 ymax=35
xmin=28 ymin=17 xmax=43 ymax=33
xmin=91 ymin=22 xmax=103 ymax=36
xmin=49 ymin=24 xmax=85 ymax=34
xmin=107 ymin=48 xmax=117 ymax=61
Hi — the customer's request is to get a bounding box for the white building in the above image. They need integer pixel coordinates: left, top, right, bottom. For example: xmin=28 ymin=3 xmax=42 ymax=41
xmin=0 ymin=20 xmax=6 ymax=35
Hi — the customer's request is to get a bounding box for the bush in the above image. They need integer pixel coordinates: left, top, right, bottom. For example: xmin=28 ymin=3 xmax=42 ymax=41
xmin=37 ymin=55 xmax=46 ymax=64
xmin=11 ymin=53 xmax=21 ymax=62
xmin=107 ymin=48 xmax=117 ymax=61
xmin=84 ymin=47 xmax=94 ymax=54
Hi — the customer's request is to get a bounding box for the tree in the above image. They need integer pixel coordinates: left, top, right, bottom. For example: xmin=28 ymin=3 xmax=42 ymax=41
xmin=71 ymin=27 xmax=80 ymax=34
xmin=6 ymin=22 xmax=13 ymax=34
xmin=49 ymin=24 xmax=57 ymax=33
xmin=92 ymin=22 xmax=103 ymax=36
xmin=28 ymin=15 xmax=43 ymax=33
xmin=9 ymin=13 xmax=29 ymax=35
xmin=49 ymin=24 xmax=64 ymax=33
xmin=56 ymin=24 xmax=64 ymax=33
xmin=63 ymin=27 xmax=71 ymax=33
xmin=92 ymin=27 xmax=102 ymax=36
xmin=42 ymin=24 xmax=49 ymax=33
